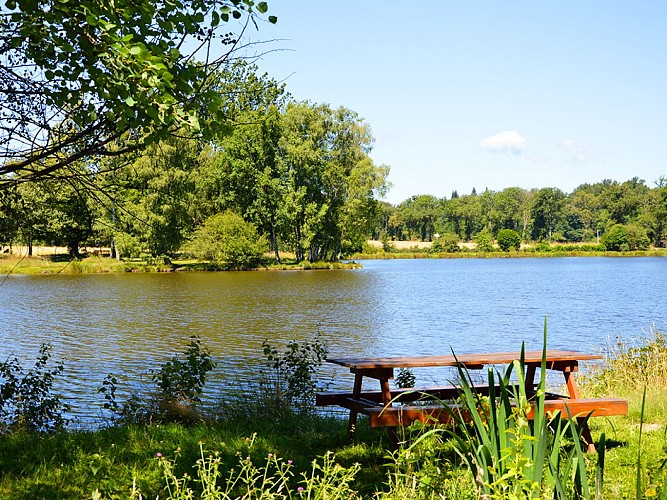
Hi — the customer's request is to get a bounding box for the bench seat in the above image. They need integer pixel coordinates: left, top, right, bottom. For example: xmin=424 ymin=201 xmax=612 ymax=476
xmin=366 ymin=397 xmax=628 ymax=428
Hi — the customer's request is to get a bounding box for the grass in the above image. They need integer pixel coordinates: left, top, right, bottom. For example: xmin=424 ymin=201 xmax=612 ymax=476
xmin=1 ymin=329 xmax=666 ymax=498
xmin=0 ymin=253 xmax=360 ymax=276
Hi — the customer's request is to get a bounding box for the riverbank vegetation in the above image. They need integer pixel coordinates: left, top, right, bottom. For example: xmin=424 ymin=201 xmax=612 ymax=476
xmin=0 ymin=327 xmax=665 ymax=498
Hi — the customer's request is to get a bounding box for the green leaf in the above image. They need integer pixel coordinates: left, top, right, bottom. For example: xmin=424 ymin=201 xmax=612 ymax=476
xmin=129 ymin=46 xmax=142 ymax=55
xmin=257 ymin=2 xmax=268 ymax=13
xmin=268 ymin=15 xmax=277 ymax=24
xmin=125 ymin=96 xmax=136 ymax=107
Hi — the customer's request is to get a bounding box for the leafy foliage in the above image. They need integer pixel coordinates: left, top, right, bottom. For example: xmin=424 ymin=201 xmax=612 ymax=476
xmin=187 ymin=211 xmax=268 ymax=269
xmin=473 ymin=228 xmax=494 ymax=252
xmin=0 ymin=344 xmax=69 ymax=433
xmin=152 ymin=337 xmax=216 ymax=406
xmin=430 ymin=232 xmax=459 ymax=253
xmin=262 ymin=338 xmax=329 ymax=414
xmin=99 ymin=336 xmax=215 ymax=424
xmin=394 ymin=368 xmax=416 ymax=389
xmin=496 ymin=228 xmax=521 ymax=251
xmin=0 ymin=0 xmax=276 ymax=183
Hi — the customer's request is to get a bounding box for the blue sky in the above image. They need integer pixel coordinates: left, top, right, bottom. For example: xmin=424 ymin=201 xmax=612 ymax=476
xmin=246 ymin=2 xmax=667 ymax=204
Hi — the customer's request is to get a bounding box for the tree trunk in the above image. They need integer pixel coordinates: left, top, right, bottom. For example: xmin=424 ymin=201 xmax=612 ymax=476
xmin=270 ymin=213 xmax=280 ymax=263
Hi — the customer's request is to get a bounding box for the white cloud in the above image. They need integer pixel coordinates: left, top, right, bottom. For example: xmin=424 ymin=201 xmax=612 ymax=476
xmin=561 ymin=139 xmax=588 ymax=163
xmin=479 ymin=131 xmax=526 ymax=155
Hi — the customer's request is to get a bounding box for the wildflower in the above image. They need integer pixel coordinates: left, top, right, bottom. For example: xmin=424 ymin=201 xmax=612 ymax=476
xmin=156 ymin=452 xmax=162 ymax=458
xmin=645 ymin=488 xmax=657 ymax=498
xmin=297 ymin=487 xmax=304 ymax=492
xmin=288 ymin=460 xmax=293 ymax=465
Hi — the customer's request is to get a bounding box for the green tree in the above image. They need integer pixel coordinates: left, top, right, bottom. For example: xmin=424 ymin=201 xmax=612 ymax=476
xmin=0 ymin=0 xmax=276 ymax=184
xmin=600 ymin=224 xmax=628 ymax=251
xmin=213 ymin=108 xmax=286 ymax=262
xmin=531 ymin=187 xmax=566 ymax=241
xmin=497 ymin=228 xmax=521 ymax=252
xmin=111 ymin=138 xmax=201 ymax=256
xmin=279 ymin=102 xmax=388 ymax=261
xmin=187 ymin=211 xmax=267 ymax=269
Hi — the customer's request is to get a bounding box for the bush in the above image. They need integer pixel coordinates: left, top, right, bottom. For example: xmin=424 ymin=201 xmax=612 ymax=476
xmin=496 ymin=229 xmax=521 ymax=252
xmin=626 ymin=224 xmax=650 ymax=250
xmin=0 ymin=344 xmax=69 ymax=433
xmin=99 ymin=337 xmax=215 ymax=424
xmin=601 ymin=224 xmax=628 ymax=251
xmin=534 ymin=241 xmax=552 ymax=252
xmin=261 ymin=338 xmax=329 ymax=415
xmin=431 ymin=232 xmax=459 ymax=253
xmin=186 ymin=211 xmax=267 ymax=269
xmin=473 ymin=229 xmax=494 ymax=252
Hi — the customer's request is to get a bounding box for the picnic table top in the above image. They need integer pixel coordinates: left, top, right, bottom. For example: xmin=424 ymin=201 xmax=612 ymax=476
xmin=327 ymin=350 xmax=601 ymax=370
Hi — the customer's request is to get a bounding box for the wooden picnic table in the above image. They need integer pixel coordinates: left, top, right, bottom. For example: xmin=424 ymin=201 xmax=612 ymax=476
xmin=318 ymin=350 xmax=627 ymax=451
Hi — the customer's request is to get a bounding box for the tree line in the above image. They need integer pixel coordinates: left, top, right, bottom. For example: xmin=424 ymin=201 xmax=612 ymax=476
xmin=376 ymin=178 xmax=667 ymax=251
xmin=0 ymin=62 xmax=389 ymax=265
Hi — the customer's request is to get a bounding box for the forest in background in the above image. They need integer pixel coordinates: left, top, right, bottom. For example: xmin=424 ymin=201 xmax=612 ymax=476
xmin=374 ymin=177 xmax=667 ymax=252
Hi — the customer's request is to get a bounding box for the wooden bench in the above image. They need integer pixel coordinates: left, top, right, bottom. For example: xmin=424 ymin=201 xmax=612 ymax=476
xmin=364 ymin=397 xmax=628 ymax=428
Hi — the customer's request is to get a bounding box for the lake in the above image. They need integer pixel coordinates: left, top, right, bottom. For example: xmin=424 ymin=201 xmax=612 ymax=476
xmin=0 ymin=257 xmax=665 ymax=425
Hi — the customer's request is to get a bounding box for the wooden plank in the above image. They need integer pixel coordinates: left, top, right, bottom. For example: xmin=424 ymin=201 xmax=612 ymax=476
xmin=317 ymin=384 xmax=504 ymax=407
xmin=367 ymin=397 xmax=628 ymax=428
xmin=327 ymin=350 xmax=600 ymax=370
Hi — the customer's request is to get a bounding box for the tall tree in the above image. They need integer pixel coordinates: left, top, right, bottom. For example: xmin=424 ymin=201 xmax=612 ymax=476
xmin=279 ymin=102 xmax=388 ymax=261
xmin=531 ymin=187 xmax=566 ymax=241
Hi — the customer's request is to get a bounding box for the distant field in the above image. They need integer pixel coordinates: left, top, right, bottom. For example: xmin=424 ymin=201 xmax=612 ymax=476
xmin=367 ymin=240 xmax=477 ymax=250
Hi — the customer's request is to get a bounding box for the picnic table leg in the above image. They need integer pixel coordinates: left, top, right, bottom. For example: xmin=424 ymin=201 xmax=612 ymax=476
xmin=524 ymin=364 xmax=537 ymax=394
xmin=347 ymin=373 xmax=363 ymax=440
xmin=564 ymin=371 xmax=596 ymax=453
xmin=379 ymin=377 xmax=399 ymax=450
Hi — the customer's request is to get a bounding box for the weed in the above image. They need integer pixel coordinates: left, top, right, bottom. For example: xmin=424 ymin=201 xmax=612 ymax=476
xmin=149 ymin=438 xmax=361 ymax=499
xmin=0 ymin=343 xmax=69 ymax=433
xmin=99 ymin=336 xmax=215 ymax=424
xmin=394 ymin=368 xmax=416 ymax=389
xmin=581 ymin=326 xmax=667 ymax=396
xmin=261 ymin=337 xmax=329 ymax=415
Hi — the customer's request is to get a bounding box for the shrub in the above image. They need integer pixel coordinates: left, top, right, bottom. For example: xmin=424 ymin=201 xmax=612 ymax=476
xmin=496 ymin=228 xmax=521 ymax=252
xmin=186 ymin=211 xmax=267 ymax=269
xmin=534 ymin=241 xmax=551 ymax=252
xmin=473 ymin=229 xmax=494 ymax=252
xmin=626 ymin=224 xmax=650 ymax=250
xmin=0 ymin=344 xmax=69 ymax=433
xmin=601 ymin=224 xmax=628 ymax=251
xmin=431 ymin=232 xmax=459 ymax=253
xmin=361 ymin=241 xmax=381 ymax=254
xmin=261 ymin=338 xmax=329 ymax=415
xmin=152 ymin=337 xmax=215 ymax=406
xmin=99 ymin=337 xmax=215 ymax=424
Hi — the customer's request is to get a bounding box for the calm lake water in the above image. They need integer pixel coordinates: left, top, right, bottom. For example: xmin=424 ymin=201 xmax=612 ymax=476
xmin=0 ymin=257 xmax=665 ymax=424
